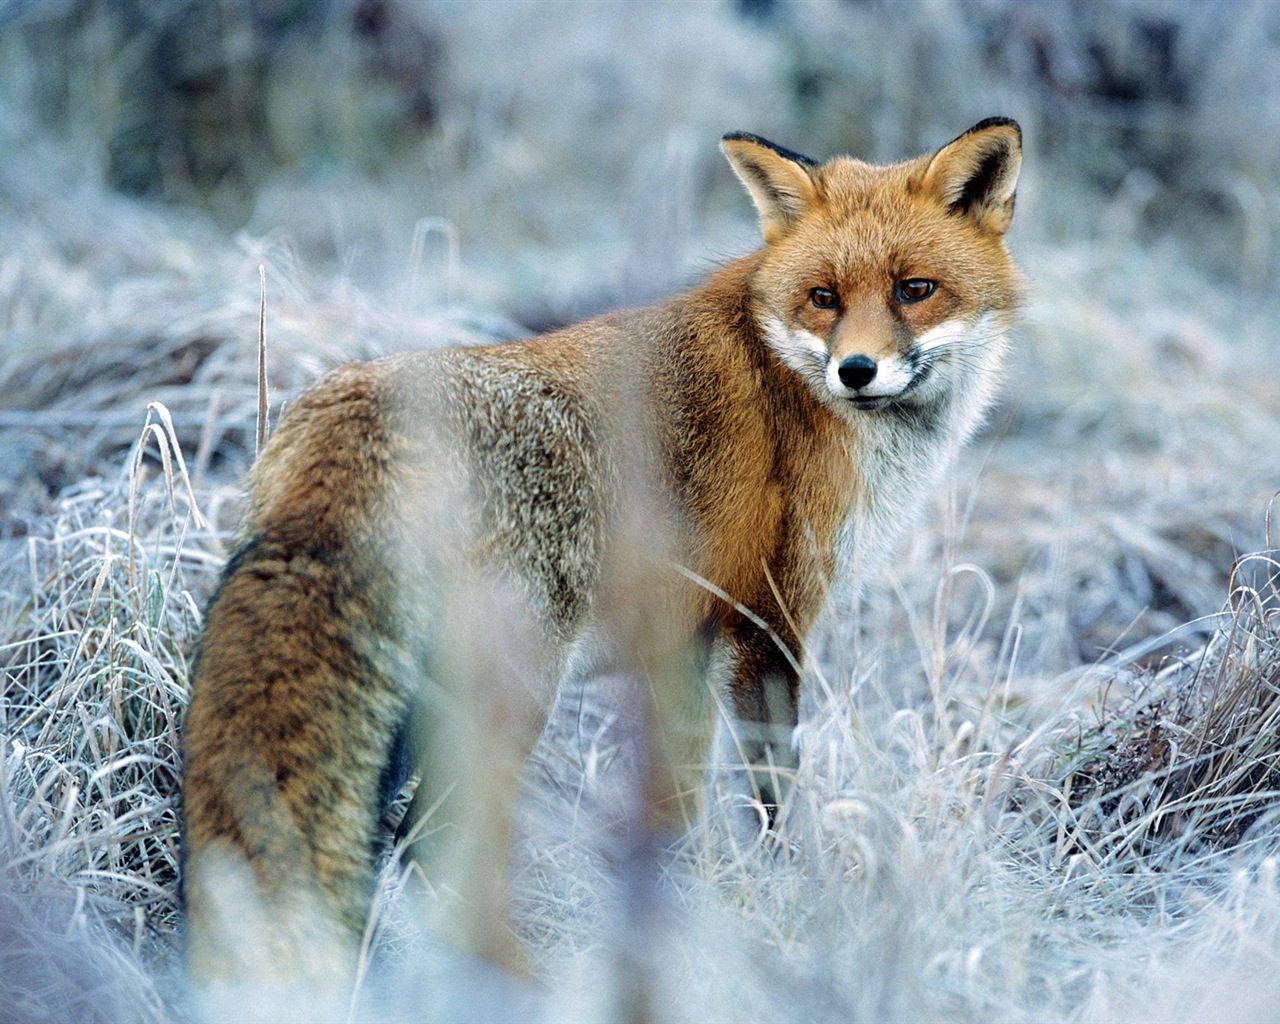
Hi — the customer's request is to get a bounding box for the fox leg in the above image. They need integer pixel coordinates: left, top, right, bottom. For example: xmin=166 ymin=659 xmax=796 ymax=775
xmin=718 ymin=617 xmax=802 ymax=832
xmin=632 ymin=624 xmax=720 ymax=837
xmin=395 ymin=604 xmax=554 ymax=975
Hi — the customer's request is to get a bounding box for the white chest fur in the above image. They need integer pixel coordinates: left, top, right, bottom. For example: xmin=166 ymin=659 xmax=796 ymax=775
xmin=825 ymin=316 xmax=1008 ymax=610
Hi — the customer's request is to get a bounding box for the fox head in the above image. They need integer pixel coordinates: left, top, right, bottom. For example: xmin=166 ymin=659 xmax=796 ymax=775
xmin=722 ymin=119 xmax=1022 ymax=420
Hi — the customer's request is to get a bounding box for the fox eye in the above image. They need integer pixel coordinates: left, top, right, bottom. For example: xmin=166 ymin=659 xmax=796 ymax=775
xmin=810 ymin=287 xmax=838 ymax=309
xmin=896 ymin=279 xmax=936 ymax=303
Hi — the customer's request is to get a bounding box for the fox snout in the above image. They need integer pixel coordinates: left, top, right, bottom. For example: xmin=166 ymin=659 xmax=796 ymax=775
xmin=824 ymin=343 xmax=917 ymax=403
xmin=836 ymin=354 xmax=878 ymax=390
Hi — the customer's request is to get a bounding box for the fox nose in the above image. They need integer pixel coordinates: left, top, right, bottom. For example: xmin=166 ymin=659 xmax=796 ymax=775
xmin=837 ymin=354 xmax=877 ymax=390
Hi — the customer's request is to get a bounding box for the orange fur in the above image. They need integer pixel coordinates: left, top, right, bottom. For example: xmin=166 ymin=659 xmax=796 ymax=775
xmin=182 ymin=119 xmax=1023 ymax=1007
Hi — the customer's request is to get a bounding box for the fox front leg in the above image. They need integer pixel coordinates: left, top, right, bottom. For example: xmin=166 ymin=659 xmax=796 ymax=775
xmin=717 ymin=618 xmax=801 ymax=836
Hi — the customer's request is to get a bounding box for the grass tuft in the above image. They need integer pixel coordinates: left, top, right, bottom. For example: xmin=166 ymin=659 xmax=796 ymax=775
xmin=1065 ymin=547 xmax=1280 ymax=860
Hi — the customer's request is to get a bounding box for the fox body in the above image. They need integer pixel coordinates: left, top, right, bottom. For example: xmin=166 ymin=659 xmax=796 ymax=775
xmin=182 ymin=119 xmax=1023 ymax=1000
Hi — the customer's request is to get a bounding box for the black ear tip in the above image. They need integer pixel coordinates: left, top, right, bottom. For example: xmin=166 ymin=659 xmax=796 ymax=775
xmin=968 ymin=117 xmax=1022 ymax=142
xmin=720 ymin=132 xmax=820 ymax=169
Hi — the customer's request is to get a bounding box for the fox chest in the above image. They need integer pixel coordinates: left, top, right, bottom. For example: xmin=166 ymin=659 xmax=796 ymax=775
xmin=822 ymin=410 xmax=954 ymax=607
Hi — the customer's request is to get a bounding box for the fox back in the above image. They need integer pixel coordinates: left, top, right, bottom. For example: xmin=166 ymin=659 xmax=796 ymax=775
xmin=181 ymin=118 xmax=1022 ymax=1014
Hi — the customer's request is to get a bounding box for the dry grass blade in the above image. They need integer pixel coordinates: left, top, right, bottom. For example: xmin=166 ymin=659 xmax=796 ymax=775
xmin=257 ymin=264 xmax=269 ymax=459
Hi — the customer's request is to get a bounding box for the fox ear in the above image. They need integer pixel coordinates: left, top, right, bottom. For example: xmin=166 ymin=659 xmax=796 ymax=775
xmin=721 ymin=133 xmax=819 ymax=242
xmin=920 ymin=117 xmax=1022 ymax=235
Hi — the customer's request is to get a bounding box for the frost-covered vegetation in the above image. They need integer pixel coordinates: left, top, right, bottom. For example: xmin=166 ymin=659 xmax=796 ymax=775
xmin=2 ymin=1 xmax=1279 ymax=1020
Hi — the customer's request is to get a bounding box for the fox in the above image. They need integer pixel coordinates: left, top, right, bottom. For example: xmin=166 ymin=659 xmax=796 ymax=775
xmin=181 ymin=117 xmax=1023 ymax=1007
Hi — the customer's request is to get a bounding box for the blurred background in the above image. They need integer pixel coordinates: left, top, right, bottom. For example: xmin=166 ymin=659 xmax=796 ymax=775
xmin=5 ymin=0 xmax=1279 ymax=307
